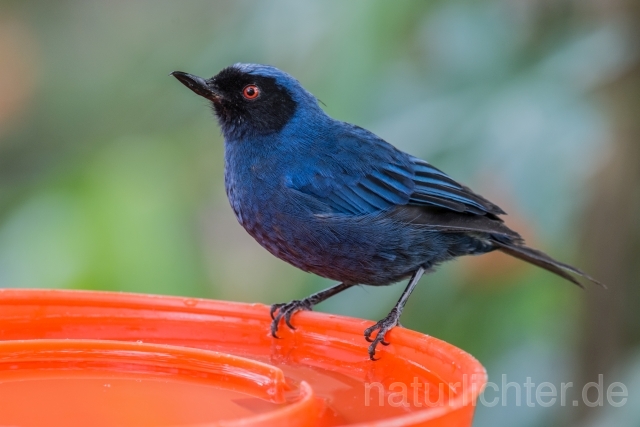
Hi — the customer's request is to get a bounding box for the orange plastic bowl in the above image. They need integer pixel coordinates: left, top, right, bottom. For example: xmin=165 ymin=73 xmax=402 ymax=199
xmin=0 ymin=289 xmax=486 ymax=426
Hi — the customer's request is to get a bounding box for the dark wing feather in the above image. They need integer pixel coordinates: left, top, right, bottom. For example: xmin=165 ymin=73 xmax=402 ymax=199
xmin=409 ymin=158 xmax=506 ymax=217
xmin=289 ymin=125 xmax=506 ymax=218
xmin=386 ymin=205 xmax=521 ymax=240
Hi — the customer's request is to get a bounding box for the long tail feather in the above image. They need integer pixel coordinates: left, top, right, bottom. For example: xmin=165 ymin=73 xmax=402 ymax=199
xmin=493 ymin=241 xmax=605 ymax=289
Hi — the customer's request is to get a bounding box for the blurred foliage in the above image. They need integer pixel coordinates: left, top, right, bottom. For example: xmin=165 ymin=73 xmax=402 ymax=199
xmin=0 ymin=1 xmax=637 ymax=426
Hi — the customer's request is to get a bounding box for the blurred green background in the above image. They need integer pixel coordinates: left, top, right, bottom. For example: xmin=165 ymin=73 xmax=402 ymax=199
xmin=1 ymin=1 xmax=638 ymax=426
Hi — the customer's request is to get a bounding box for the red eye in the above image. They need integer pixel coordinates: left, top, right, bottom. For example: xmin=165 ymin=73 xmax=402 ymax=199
xmin=242 ymin=85 xmax=260 ymax=100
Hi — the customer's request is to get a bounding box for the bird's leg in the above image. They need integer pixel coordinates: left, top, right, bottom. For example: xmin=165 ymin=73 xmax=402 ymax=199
xmin=270 ymin=282 xmax=352 ymax=338
xmin=364 ymin=267 xmax=425 ymax=360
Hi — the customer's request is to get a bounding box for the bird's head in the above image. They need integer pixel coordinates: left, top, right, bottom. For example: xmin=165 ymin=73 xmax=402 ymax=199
xmin=172 ymin=63 xmax=318 ymax=140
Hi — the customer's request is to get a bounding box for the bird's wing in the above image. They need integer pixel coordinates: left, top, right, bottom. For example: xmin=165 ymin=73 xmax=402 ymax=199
xmin=407 ymin=157 xmax=505 ymax=217
xmin=289 ymin=126 xmax=505 ymax=218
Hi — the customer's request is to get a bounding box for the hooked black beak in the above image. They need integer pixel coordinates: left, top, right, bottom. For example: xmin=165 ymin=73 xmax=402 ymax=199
xmin=171 ymin=71 xmax=221 ymax=101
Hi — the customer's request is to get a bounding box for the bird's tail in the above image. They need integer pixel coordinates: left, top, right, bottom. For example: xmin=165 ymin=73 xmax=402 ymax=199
xmin=492 ymin=240 xmax=604 ymax=289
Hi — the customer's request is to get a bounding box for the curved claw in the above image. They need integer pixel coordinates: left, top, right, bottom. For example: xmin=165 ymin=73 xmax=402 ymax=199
xmin=284 ymin=309 xmax=298 ymax=330
xmin=364 ymin=328 xmax=390 ymax=351
xmin=269 ymin=299 xmax=314 ymax=339
xmin=368 ymin=336 xmax=387 ymax=361
xmin=270 ymin=303 xmax=284 ymax=320
xmin=270 ymin=317 xmax=282 ymax=339
xmin=363 ymin=324 xmax=378 ymax=342
xmin=270 ymin=308 xmax=286 ymax=338
xmin=363 ymin=313 xmax=401 ymax=360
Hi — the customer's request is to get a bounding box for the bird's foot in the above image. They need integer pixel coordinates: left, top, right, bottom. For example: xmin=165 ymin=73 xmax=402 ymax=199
xmin=269 ymin=298 xmax=314 ymax=338
xmin=364 ymin=308 xmax=402 ymax=360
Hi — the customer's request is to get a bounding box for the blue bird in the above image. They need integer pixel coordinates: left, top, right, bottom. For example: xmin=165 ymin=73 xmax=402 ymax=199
xmin=172 ymin=64 xmax=602 ymax=360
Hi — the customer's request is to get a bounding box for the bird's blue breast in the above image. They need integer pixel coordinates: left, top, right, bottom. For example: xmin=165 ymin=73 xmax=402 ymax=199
xmin=223 ymin=121 xmax=321 ymax=271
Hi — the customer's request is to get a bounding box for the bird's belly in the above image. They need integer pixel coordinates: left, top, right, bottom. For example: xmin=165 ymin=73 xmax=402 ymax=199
xmin=226 ymin=185 xmax=296 ymax=261
xmin=228 ymin=194 xmax=449 ymax=285
xmin=230 ymin=200 xmax=321 ymax=274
